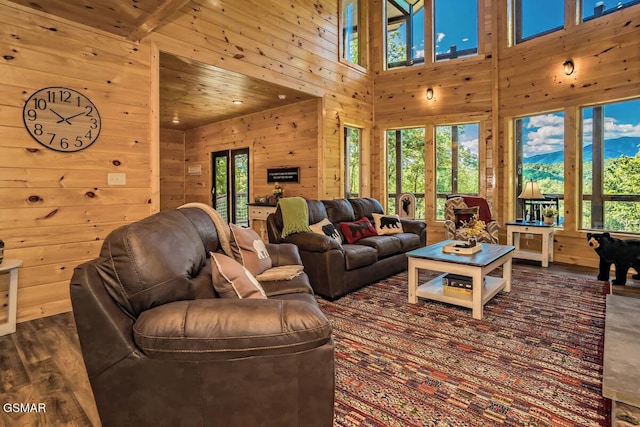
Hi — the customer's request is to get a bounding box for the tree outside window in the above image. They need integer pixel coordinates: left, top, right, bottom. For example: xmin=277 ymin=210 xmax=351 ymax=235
xmin=435 ymin=123 xmax=480 ymax=218
xmin=385 ymin=0 xmax=424 ymax=69
xmin=514 ymin=112 xmax=565 ymax=220
xmin=344 ymin=126 xmax=361 ymax=198
xmin=582 ymin=99 xmax=640 ymax=232
xmin=434 ymin=0 xmax=478 ymax=61
xmin=387 ymin=128 xmax=425 ymax=218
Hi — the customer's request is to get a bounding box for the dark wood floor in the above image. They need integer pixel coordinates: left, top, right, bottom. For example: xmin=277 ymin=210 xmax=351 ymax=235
xmin=1 ymin=261 xmax=638 ymax=427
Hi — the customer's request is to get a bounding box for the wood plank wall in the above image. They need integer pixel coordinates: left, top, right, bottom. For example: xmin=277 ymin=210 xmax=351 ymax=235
xmin=183 ymin=99 xmax=320 ymax=205
xmin=159 ymin=128 xmax=185 ymax=210
xmin=0 ymin=0 xmax=374 ymax=322
xmin=370 ymin=0 xmax=640 ymax=267
xmin=0 ymin=1 xmax=153 ymax=322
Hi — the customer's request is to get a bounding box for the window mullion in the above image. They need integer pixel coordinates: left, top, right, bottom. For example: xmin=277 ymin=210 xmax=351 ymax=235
xmin=592 ymin=106 xmax=604 ymax=228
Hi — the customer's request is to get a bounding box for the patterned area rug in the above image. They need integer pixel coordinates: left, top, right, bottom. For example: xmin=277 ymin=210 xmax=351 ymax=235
xmin=317 ymin=266 xmax=609 ymax=427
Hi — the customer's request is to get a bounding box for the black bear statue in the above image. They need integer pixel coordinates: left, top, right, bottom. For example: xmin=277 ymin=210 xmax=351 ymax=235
xmin=587 ymin=232 xmax=640 ymax=285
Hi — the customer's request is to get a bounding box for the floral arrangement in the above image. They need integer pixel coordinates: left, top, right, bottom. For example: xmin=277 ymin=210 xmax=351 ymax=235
xmin=461 ymin=214 xmax=486 ymax=238
xmin=272 ymin=182 xmax=285 ymax=199
xmin=541 ymin=206 xmax=558 ymax=218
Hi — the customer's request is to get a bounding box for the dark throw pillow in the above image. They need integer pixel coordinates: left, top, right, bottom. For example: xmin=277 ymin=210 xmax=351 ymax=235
xmin=453 ymin=207 xmax=479 ymax=228
xmin=339 ymin=217 xmax=378 ymax=244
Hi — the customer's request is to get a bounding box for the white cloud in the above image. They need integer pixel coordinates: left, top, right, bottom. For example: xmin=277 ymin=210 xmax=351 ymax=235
xmin=523 ymin=114 xmax=565 ymax=156
xmin=460 ymin=138 xmax=479 ymax=155
xmin=462 ymin=38 xmax=469 ymax=42
xmin=582 ymin=117 xmax=640 ymax=141
xmin=436 ymin=33 xmax=445 ymax=43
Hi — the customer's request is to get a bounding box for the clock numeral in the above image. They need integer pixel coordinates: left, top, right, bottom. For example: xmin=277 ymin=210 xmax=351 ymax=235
xmin=47 ymin=133 xmax=56 ymax=144
xmin=89 ymin=118 xmax=98 ymax=129
xmin=75 ymin=136 xmax=84 ymax=148
xmin=34 ymin=124 xmax=43 ymax=135
xmin=60 ymin=137 xmax=69 ymax=149
xmin=85 ymin=106 xmax=94 ymax=117
xmin=60 ymin=90 xmax=71 ymax=103
xmin=26 ymin=109 xmax=37 ymax=121
xmin=32 ymin=98 xmax=47 ymax=110
xmin=46 ymin=90 xmax=56 ymax=103
xmin=85 ymin=130 xmax=92 ymax=139
xmin=76 ymin=96 xmax=81 ymax=107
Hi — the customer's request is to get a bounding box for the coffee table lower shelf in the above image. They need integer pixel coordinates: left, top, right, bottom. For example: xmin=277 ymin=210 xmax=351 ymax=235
xmin=416 ymin=274 xmax=506 ymax=309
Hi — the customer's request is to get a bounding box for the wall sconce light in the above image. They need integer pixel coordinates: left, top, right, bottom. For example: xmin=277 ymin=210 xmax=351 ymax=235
xmin=563 ymin=59 xmax=575 ymax=76
xmin=426 ymin=88 xmax=434 ymax=100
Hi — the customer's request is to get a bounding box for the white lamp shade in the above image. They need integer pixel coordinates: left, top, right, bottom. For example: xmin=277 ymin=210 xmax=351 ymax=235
xmin=518 ymin=181 xmax=545 ymax=199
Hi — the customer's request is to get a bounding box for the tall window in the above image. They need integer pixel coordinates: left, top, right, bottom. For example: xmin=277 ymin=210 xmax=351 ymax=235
xmin=344 ymin=126 xmax=361 ymax=198
xmin=514 ymin=112 xmax=565 ymax=220
xmin=385 ymin=0 xmax=425 ymax=69
xmin=582 ymin=0 xmax=640 ymax=22
xmin=340 ymin=0 xmax=363 ymax=65
xmin=512 ymin=0 xmax=564 ymax=44
xmin=434 ymin=0 xmax=478 ymax=61
xmin=387 ymin=127 xmax=425 ymax=218
xmin=435 ymin=123 xmax=480 ymax=218
xmin=581 ymin=98 xmax=640 ymax=232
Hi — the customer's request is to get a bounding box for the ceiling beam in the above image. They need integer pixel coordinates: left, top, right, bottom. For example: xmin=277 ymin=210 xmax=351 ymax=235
xmin=126 ymin=0 xmax=191 ymax=42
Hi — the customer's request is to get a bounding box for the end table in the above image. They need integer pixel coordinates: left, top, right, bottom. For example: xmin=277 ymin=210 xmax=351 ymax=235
xmin=0 ymin=259 xmax=23 ymax=336
xmin=506 ymin=221 xmax=554 ymax=267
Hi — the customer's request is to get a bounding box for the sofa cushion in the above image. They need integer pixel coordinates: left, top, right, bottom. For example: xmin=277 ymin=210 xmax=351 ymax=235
xmin=132 ymin=297 xmax=331 ymax=360
xmin=210 ymin=253 xmax=267 ymax=299
xmin=230 ymin=224 xmax=272 ymax=276
xmin=310 ymin=218 xmax=342 ymax=244
xmin=323 ymin=199 xmax=355 ymax=224
xmin=356 ymin=235 xmax=403 ymax=258
xmin=339 ymin=217 xmax=378 ymax=244
xmin=342 ymin=244 xmax=377 ymax=270
xmin=372 ymin=213 xmax=404 ymax=235
xmin=393 ymin=233 xmax=422 ymax=252
xmin=349 ymin=198 xmax=384 ymax=220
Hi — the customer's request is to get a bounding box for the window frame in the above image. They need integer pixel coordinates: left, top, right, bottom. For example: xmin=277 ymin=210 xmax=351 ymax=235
xmin=339 ymin=0 xmax=368 ymax=70
xmin=511 ymin=0 xmax=565 ymax=45
xmin=580 ymin=98 xmax=640 ymax=233
xmin=434 ymin=121 xmax=481 ymax=219
xmin=433 ymin=0 xmax=479 ymax=62
xmin=344 ymin=125 xmax=362 ymax=199
xmin=581 ymin=0 xmax=640 ymax=22
xmin=384 ymin=0 xmax=426 ymax=69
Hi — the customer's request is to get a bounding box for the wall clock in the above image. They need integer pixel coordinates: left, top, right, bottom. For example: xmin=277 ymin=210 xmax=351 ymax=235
xmin=22 ymin=86 xmax=101 ymax=152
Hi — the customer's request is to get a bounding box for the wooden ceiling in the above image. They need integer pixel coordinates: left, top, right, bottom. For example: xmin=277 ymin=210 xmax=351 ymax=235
xmin=8 ymin=0 xmax=317 ymax=130
xmin=159 ymin=53 xmax=316 ymax=130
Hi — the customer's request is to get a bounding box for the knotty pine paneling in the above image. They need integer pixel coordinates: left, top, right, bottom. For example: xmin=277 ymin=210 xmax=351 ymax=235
xmin=0 ymin=2 xmax=152 ymax=322
xmin=184 ymin=99 xmax=321 ymax=209
xmin=159 ymin=128 xmax=185 ymax=210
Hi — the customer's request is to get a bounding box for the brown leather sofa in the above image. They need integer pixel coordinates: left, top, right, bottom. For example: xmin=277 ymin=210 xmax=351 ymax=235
xmin=70 ymin=207 xmax=334 ymax=427
xmin=266 ymin=198 xmax=427 ymax=299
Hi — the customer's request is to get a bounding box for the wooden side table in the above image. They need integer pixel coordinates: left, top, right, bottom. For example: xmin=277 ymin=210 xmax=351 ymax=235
xmin=247 ymin=204 xmax=277 ymax=241
xmin=506 ymin=221 xmax=554 ymax=267
xmin=0 ymin=259 xmax=23 ymax=336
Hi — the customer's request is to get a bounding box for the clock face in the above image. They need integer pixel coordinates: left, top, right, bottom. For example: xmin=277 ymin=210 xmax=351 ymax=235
xmin=23 ymin=87 xmax=101 ymax=152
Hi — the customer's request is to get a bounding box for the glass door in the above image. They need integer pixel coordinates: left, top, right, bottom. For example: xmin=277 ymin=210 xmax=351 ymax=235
xmin=211 ymin=148 xmax=249 ymax=225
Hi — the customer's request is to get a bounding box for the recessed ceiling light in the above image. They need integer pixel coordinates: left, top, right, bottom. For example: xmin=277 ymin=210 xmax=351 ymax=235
xmin=278 ymin=94 xmax=287 ymax=100
xmin=171 ymin=117 xmax=180 ymax=124
xmin=232 ymin=100 xmax=243 ymax=105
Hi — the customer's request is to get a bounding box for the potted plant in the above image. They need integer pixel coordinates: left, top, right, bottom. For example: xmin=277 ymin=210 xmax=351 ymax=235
xmin=541 ymin=206 xmax=558 ymax=225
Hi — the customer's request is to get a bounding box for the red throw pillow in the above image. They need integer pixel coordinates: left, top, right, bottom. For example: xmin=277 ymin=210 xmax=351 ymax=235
xmin=339 ymin=217 xmax=378 ymax=244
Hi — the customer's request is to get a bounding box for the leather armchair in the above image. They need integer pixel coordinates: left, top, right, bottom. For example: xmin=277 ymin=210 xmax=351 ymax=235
xmin=71 ymin=207 xmax=334 ymax=427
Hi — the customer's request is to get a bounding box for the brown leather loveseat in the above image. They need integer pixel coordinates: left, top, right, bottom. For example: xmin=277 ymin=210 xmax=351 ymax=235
xmin=70 ymin=207 xmax=335 ymax=427
xmin=266 ymin=198 xmax=426 ymax=299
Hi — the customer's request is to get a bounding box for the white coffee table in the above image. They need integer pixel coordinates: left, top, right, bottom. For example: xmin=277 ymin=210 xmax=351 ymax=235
xmin=407 ymin=240 xmax=514 ymax=319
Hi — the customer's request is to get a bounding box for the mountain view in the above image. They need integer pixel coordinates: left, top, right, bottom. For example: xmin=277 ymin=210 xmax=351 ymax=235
xmin=524 ymin=136 xmax=640 ymax=164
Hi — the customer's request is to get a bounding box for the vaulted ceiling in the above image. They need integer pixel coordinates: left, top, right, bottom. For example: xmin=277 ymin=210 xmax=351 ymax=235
xmin=7 ymin=0 xmax=317 ymax=130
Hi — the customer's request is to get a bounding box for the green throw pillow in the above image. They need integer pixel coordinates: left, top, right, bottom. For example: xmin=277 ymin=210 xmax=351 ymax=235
xmin=279 ymin=196 xmax=312 ymax=238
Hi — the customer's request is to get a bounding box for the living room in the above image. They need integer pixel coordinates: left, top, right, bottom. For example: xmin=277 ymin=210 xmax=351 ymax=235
xmin=0 ymin=0 xmax=639 ymax=425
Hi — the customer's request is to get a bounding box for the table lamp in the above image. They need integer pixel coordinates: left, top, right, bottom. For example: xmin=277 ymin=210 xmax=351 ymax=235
xmin=518 ymin=180 xmax=545 ymax=222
